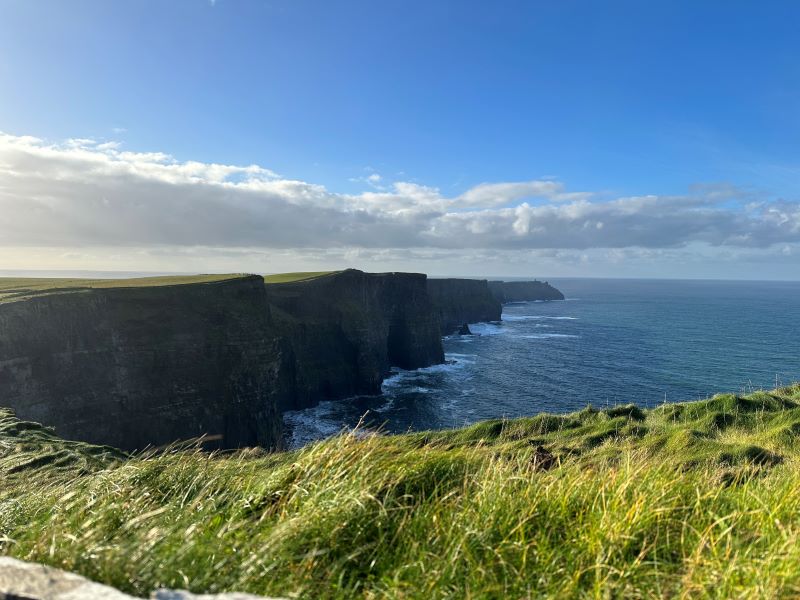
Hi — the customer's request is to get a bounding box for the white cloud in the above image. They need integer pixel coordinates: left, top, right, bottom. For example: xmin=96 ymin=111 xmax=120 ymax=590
xmin=1 ymin=131 xmax=799 ymax=272
xmin=349 ymin=171 xmax=386 ymax=190
xmin=457 ymin=180 xmax=593 ymax=207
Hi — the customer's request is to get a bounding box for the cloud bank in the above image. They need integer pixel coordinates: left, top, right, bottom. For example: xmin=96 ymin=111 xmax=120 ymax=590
xmin=0 ymin=132 xmax=798 ymax=274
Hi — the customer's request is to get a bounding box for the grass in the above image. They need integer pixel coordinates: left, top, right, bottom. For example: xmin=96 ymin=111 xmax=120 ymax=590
xmin=3 ymin=385 xmax=800 ymax=598
xmin=263 ymin=271 xmax=337 ymax=284
xmin=0 ymin=270 xmax=336 ymax=303
xmin=0 ymin=274 xmax=248 ymax=303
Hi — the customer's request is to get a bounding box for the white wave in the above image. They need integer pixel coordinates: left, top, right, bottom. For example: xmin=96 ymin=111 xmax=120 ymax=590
xmin=417 ymin=361 xmax=471 ymax=373
xmin=382 ymin=359 xmax=469 ymax=390
xmin=382 ymin=354 xmax=475 ymax=397
xmin=520 ymin=333 xmax=580 ymax=339
xmin=283 ymin=401 xmax=347 ymax=449
xmin=468 ymin=322 xmax=506 ymax=335
xmin=381 ymin=370 xmax=411 ymax=390
xmin=502 ymin=315 xmax=577 ymax=321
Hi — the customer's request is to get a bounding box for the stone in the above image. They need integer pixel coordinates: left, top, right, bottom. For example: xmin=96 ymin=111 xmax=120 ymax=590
xmin=153 ymin=590 xmax=283 ymax=600
xmin=0 ymin=557 xmax=286 ymax=600
xmin=529 ymin=444 xmax=557 ymax=471
xmin=0 ymin=556 xmax=133 ymax=600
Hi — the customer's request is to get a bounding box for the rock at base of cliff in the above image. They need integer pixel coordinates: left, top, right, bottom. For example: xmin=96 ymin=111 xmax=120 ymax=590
xmin=0 ymin=557 xmax=285 ymax=600
xmin=457 ymin=323 xmax=473 ymax=335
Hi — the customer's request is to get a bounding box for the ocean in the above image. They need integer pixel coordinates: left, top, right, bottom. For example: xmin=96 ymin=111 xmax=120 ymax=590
xmin=284 ymin=278 xmax=800 ymax=448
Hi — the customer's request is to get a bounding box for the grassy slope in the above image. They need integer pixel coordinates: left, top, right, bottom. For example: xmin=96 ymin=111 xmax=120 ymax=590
xmin=263 ymin=271 xmax=337 ymax=284
xmin=0 ymin=274 xmax=249 ymax=303
xmin=3 ymin=386 xmax=800 ymax=598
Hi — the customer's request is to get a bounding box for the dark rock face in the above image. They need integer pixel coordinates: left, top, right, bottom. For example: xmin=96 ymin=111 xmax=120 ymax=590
xmin=266 ymin=270 xmax=445 ymax=411
xmin=426 ymin=278 xmax=502 ymax=335
xmin=0 ymin=270 xmax=448 ymax=449
xmin=457 ymin=323 xmax=473 ymax=336
xmin=488 ymin=280 xmax=565 ymax=303
xmin=0 ymin=276 xmax=285 ymax=451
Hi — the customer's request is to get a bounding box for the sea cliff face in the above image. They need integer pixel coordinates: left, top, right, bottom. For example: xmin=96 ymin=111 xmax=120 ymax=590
xmin=0 ymin=276 xmax=285 ymax=451
xmin=426 ymin=278 xmax=502 ymax=335
xmin=488 ymin=280 xmax=565 ymax=303
xmin=0 ymin=269 xmax=470 ymax=449
xmin=265 ymin=270 xmax=445 ymax=411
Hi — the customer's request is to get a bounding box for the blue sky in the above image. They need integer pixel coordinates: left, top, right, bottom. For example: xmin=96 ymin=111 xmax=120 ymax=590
xmin=1 ymin=0 xmax=799 ymax=278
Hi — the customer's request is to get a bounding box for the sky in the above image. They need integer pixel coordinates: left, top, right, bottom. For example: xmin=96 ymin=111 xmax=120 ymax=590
xmin=1 ymin=0 xmax=799 ymax=279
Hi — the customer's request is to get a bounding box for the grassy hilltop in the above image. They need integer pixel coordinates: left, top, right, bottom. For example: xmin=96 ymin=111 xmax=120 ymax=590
xmin=0 ymin=271 xmax=336 ymax=303
xmin=0 ymin=274 xmax=248 ymax=303
xmin=2 ymin=386 xmax=800 ymax=598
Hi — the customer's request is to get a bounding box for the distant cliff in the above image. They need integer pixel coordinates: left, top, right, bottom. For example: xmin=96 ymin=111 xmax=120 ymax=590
xmin=0 ymin=276 xmax=285 ymax=451
xmin=426 ymin=278 xmax=502 ymax=335
xmin=488 ymin=280 xmax=565 ymax=303
xmin=265 ymin=270 xmax=444 ymax=411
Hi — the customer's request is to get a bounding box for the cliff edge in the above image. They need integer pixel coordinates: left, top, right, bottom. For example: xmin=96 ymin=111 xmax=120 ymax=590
xmin=426 ymin=278 xmax=502 ymax=335
xmin=488 ymin=280 xmax=565 ymax=303
xmin=265 ymin=269 xmax=445 ymax=411
xmin=0 ymin=275 xmax=285 ymax=451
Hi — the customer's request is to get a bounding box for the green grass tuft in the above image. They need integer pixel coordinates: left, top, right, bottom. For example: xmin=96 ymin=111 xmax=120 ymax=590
xmin=3 ymin=386 xmax=800 ymax=597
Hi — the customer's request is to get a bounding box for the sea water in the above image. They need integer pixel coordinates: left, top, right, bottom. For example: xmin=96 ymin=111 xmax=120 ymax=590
xmin=284 ymin=278 xmax=800 ymax=448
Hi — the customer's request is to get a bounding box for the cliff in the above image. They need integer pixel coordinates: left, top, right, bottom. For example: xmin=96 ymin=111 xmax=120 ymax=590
xmin=426 ymin=278 xmax=502 ymax=335
xmin=488 ymin=280 xmax=565 ymax=303
xmin=265 ymin=269 xmax=445 ymax=411
xmin=0 ymin=270 xmax=449 ymax=447
xmin=0 ymin=275 xmax=285 ymax=451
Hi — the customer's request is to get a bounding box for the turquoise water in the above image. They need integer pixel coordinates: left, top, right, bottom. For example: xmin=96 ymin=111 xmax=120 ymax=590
xmin=285 ymin=279 xmax=800 ymax=447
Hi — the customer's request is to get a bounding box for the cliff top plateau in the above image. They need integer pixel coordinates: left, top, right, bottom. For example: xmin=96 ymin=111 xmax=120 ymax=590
xmin=0 ymin=274 xmax=250 ymax=304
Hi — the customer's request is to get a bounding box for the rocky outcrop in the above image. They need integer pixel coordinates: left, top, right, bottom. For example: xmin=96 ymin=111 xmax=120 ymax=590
xmin=488 ymin=280 xmax=565 ymax=303
xmin=426 ymin=278 xmax=502 ymax=335
xmin=0 ymin=276 xmax=286 ymax=451
xmin=0 ymin=556 xmax=285 ymax=599
xmin=265 ymin=270 xmax=444 ymax=411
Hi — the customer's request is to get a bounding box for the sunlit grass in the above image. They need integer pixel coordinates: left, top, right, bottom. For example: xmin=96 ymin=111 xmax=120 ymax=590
xmin=0 ymin=274 xmax=249 ymax=303
xmin=3 ymin=385 xmax=800 ymax=598
xmin=263 ymin=271 xmax=337 ymax=284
